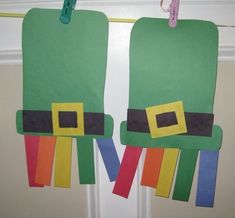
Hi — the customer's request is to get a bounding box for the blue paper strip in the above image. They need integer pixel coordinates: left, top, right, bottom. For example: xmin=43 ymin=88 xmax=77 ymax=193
xmin=196 ymin=150 xmax=219 ymax=207
xmin=96 ymin=138 xmax=120 ymax=182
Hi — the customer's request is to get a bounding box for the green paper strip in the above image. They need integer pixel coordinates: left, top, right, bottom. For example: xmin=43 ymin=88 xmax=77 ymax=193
xmin=16 ymin=110 xmax=113 ymax=139
xmin=76 ymin=137 xmax=95 ymax=184
xmin=120 ymin=122 xmax=222 ymax=150
xmin=172 ymin=149 xmax=198 ymax=201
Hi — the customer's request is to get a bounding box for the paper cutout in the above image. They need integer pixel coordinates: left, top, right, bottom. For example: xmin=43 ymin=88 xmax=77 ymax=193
xmin=156 ymin=111 xmax=178 ymax=127
xmin=24 ymin=135 xmax=44 ymax=187
xmin=35 ymin=136 xmax=56 ymax=185
xmin=59 ymin=111 xmax=78 ymax=128
xmin=173 ymin=149 xmax=198 ymax=201
xmin=17 ymin=9 xmax=118 ymax=189
xmin=113 ymin=146 xmax=143 ymax=198
xmin=23 ymin=111 xmax=53 ymax=133
xmin=196 ymin=150 xmax=219 ymax=207
xmin=127 ymin=109 xmax=214 ymax=137
xmin=155 ymin=148 xmax=179 ymax=198
xmin=141 ymin=148 xmax=164 ymax=188
xmin=84 ymin=112 xmax=105 ymax=135
xmin=115 ymin=19 xmax=222 ymax=204
xmin=52 ymin=102 xmax=84 ymax=136
xmin=183 ymin=113 xmax=214 ymax=136
xmin=77 ymin=137 xmax=95 ymax=184
xmin=127 ymin=109 xmax=150 ymax=132
xmin=20 ymin=110 xmax=106 ymax=136
xmin=121 ymin=122 xmax=222 ymax=150
xmin=54 ymin=137 xmax=72 ymax=188
xmin=146 ymin=101 xmax=187 ymax=138
xmin=96 ymin=138 xmax=120 ymax=181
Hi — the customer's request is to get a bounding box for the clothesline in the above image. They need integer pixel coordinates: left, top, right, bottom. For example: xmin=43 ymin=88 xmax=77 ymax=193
xmin=0 ymin=12 xmax=235 ymax=27
xmin=0 ymin=12 xmax=136 ymax=23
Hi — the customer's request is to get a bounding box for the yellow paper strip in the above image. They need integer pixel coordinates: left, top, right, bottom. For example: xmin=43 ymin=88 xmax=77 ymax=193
xmin=155 ymin=148 xmax=179 ymax=198
xmin=54 ymin=137 xmax=72 ymax=188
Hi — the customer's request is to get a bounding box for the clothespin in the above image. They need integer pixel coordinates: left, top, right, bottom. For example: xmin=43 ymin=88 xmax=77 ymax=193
xmin=60 ymin=0 xmax=77 ymax=24
xmin=160 ymin=0 xmax=180 ymax=28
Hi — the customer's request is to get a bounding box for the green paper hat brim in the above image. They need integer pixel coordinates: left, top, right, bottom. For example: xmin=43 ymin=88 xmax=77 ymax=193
xmin=121 ymin=121 xmax=222 ymax=150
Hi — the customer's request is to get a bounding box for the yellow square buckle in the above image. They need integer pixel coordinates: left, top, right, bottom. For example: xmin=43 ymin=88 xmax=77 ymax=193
xmin=52 ymin=102 xmax=84 ymax=136
xmin=146 ymin=101 xmax=187 ymax=138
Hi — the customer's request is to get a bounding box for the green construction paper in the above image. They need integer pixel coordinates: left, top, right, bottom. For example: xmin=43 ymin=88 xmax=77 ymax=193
xmin=76 ymin=137 xmax=95 ymax=184
xmin=172 ymin=149 xmax=198 ymax=201
xmin=120 ymin=122 xmax=222 ymax=150
xmin=16 ymin=110 xmax=113 ymax=138
xmin=121 ymin=18 xmax=222 ymax=149
xmin=22 ymin=9 xmax=108 ymax=113
xmin=129 ymin=18 xmax=218 ymax=112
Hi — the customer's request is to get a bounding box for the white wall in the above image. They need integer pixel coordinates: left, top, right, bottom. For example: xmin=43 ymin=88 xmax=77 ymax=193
xmin=0 ymin=1 xmax=235 ymax=218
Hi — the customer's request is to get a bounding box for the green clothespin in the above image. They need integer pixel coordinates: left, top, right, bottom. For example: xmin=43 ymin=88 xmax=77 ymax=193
xmin=60 ymin=0 xmax=77 ymax=24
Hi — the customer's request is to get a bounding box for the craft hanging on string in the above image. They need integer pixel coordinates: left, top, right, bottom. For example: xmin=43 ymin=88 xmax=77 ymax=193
xmin=16 ymin=8 xmax=120 ymax=188
xmin=113 ymin=18 xmax=223 ymax=208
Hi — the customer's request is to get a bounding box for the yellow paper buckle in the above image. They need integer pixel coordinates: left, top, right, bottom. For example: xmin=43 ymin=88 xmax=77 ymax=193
xmin=146 ymin=101 xmax=187 ymax=138
xmin=52 ymin=102 xmax=84 ymax=136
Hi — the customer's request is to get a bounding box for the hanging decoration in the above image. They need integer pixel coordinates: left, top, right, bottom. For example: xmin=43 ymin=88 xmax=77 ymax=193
xmin=113 ymin=18 xmax=223 ymax=208
xmin=16 ymin=8 xmax=120 ymax=188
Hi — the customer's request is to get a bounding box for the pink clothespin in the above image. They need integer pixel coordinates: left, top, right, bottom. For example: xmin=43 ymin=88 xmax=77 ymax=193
xmin=160 ymin=0 xmax=180 ymax=28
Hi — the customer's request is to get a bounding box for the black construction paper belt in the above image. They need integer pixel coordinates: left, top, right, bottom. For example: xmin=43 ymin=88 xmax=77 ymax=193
xmin=23 ymin=110 xmax=104 ymax=135
xmin=127 ymin=109 xmax=214 ymax=137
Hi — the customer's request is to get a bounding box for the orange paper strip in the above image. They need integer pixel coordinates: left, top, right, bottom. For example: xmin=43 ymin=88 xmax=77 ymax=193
xmin=141 ymin=148 xmax=164 ymax=188
xmin=35 ymin=136 xmax=56 ymax=185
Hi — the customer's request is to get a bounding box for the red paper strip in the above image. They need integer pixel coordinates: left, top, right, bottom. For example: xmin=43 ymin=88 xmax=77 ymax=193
xmin=113 ymin=146 xmax=143 ymax=198
xmin=35 ymin=136 xmax=56 ymax=185
xmin=141 ymin=148 xmax=164 ymax=188
xmin=24 ymin=135 xmax=44 ymax=187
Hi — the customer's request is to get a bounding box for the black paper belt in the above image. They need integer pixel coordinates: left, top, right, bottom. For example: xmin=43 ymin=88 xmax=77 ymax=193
xmin=127 ymin=109 xmax=214 ymax=137
xmin=23 ymin=110 xmax=104 ymax=135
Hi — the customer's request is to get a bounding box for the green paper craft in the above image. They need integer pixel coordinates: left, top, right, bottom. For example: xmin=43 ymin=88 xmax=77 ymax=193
xmin=120 ymin=122 xmax=222 ymax=150
xmin=22 ymin=9 xmax=107 ymax=113
xmin=17 ymin=8 xmax=119 ymax=187
xmin=128 ymin=19 xmax=218 ymax=113
xmin=172 ymin=149 xmax=198 ymax=201
xmin=121 ymin=18 xmax=222 ymax=150
xmin=114 ymin=18 xmax=223 ymax=204
xmin=77 ymin=137 xmax=95 ymax=184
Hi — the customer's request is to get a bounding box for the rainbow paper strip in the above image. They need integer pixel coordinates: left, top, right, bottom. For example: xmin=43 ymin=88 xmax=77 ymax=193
xmin=24 ymin=135 xmax=44 ymax=187
xmin=76 ymin=137 xmax=95 ymax=184
xmin=35 ymin=136 xmax=56 ymax=185
xmin=173 ymin=149 xmax=198 ymax=201
xmin=113 ymin=146 xmax=143 ymax=198
xmin=96 ymin=138 xmax=120 ymax=182
xmin=141 ymin=148 xmax=164 ymax=188
xmin=196 ymin=150 xmax=219 ymax=207
xmin=54 ymin=137 xmax=72 ymax=188
xmin=155 ymin=148 xmax=179 ymax=198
